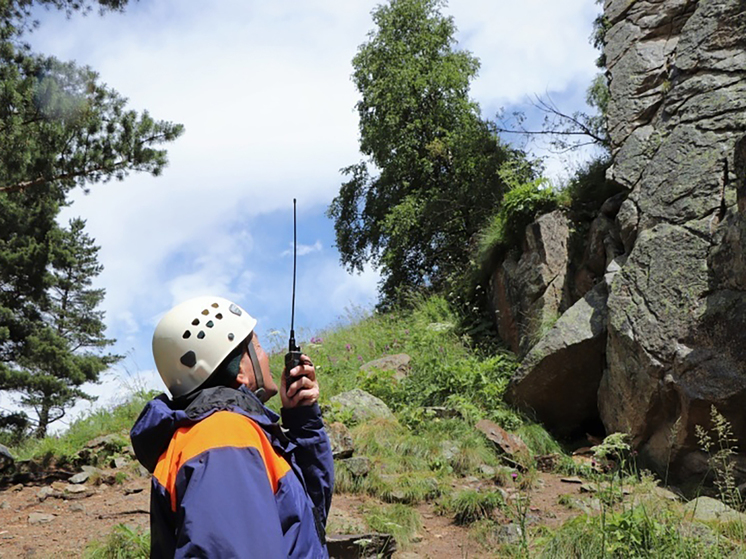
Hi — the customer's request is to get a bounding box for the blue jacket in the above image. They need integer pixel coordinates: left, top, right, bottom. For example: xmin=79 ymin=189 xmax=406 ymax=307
xmin=130 ymin=386 xmax=334 ymax=558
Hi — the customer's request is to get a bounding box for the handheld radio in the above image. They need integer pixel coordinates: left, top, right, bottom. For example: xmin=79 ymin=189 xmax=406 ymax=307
xmin=284 ymin=199 xmax=303 ymax=389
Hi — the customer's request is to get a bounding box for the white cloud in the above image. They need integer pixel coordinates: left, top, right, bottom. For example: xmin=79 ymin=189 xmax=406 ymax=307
xmin=282 ymin=240 xmax=323 ymax=258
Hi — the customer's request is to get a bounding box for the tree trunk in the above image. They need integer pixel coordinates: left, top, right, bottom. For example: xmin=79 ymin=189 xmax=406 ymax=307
xmin=35 ymin=405 xmax=49 ymax=439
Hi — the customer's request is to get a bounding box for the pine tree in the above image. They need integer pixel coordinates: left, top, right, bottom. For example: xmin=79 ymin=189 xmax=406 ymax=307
xmin=0 ymin=0 xmax=183 ymax=435
xmin=8 ymin=219 xmax=120 ymax=437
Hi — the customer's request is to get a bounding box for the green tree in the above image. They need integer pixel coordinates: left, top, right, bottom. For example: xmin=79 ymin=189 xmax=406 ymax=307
xmin=0 ymin=0 xmax=183 ymax=434
xmin=328 ymin=0 xmax=527 ymax=304
xmin=8 ymin=219 xmax=120 ymax=437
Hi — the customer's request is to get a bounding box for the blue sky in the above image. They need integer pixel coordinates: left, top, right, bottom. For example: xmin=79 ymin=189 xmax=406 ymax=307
xmin=13 ymin=0 xmax=603 ymax=426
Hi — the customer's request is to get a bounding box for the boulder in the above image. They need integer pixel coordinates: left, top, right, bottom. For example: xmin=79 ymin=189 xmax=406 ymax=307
xmin=359 ymin=354 xmax=411 ymax=381
xmin=506 ymin=282 xmax=609 ymax=437
xmin=600 ymin=0 xmax=746 ymax=485
xmin=683 ymin=496 xmax=746 ymax=524
xmin=329 ymin=389 xmax=395 ymax=425
xmin=328 ymin=422 xmax=355 ymax=459
xmin=475 ymin=419 xmax=530 ymax=461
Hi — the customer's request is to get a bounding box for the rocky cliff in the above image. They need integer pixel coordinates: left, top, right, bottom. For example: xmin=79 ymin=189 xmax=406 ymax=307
xmin=503 ymin=0 xmax=746 ymax=488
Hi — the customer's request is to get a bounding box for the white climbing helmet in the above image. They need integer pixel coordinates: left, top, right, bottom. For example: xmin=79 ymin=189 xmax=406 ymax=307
xmin=152 ymin=296 xmax=257 ymax=398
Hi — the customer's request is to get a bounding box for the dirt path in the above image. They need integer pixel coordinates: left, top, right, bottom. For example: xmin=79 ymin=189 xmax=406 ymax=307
xmin=0 ymin=472 xmax=585 ymax=557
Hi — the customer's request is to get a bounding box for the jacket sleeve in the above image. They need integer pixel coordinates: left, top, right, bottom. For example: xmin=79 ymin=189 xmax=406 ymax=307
xmin=281 ymin=403 xmax=334 ymax=525
xmin=173 ymin=447 xmax=286 ymax=558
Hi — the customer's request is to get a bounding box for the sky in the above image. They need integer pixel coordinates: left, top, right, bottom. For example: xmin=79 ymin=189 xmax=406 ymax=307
xmin=7 ymin=0 xmax=603 ymax=428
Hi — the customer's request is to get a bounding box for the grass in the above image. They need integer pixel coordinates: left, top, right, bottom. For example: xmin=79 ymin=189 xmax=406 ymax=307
xmin=438 ymin=489 xmax=505 ymax=525
xmin=84 ymin=523 xmax=149 ymax=558
xmin=6 ymin=295 xmax=746 ymax=558
xmin=362 ymin=503 xmax=422 ymax=547
xmin=10 ymin=389 xmax=156 ymax=464
xmin=535 ymin=507 xmax=735 ymax=559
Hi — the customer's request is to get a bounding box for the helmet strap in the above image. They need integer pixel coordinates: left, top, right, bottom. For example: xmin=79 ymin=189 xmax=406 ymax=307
xmin=246 ymin=333 xmax=268 ymax=402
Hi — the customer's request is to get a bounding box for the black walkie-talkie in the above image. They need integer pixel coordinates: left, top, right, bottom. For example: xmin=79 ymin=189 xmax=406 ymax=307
xmin=284 ymin=199 xmax=303 ymax=390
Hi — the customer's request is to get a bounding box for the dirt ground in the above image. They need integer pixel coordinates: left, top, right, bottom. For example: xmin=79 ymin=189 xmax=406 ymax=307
xmin=0 ymin=471 xmax=584 ymax=558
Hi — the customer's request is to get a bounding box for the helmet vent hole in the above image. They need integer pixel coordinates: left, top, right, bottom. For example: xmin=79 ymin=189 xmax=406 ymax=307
xmin=206 ymin=320 xmax=214 ymax=328
xmin=228 ymin=333 xmax=235 ymax=341
xmin=212 ymin=302 xmax=219 ymax=308
xmin=215 ymin=313 xmax=223 ymax=320
xmin=197 ymin=331 xmax=206 ymax=339
xmin=180 ymin=351 xmax=197 ymax=368
xmin=192 ymin=318 xmax=200 ymax=326
xmin=182 ymin=330 xmax=191 ymax=339
xmin=201 ymin=309 xmax=209 ymax=316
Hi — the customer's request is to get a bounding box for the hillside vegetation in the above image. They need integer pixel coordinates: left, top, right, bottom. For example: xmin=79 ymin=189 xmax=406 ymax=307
xmin=7 ymin=296 xmax=746 ymax=558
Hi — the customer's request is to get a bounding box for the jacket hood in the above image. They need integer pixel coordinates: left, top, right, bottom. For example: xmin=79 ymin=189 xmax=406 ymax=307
xmin=130 ymin=386 xmax=280 ymax=473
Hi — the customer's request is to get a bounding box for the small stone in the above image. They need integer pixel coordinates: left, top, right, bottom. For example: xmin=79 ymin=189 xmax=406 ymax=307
xmin=28 ymin=513 xmax=56 ymax=525
xmin=0 ymin=500 xmax=9 ymax=509
xmin=440 ymin=441 xmax=459 ymax=462
xmin=560 ymin=476 xmax=583 ymax=484
xmin=68 ymin=503 xmax=86 ymax=513
xmin=427 ymin=322 xmax=453 ymax=332
xmin=652 ymin=486 xmax=681 ymax=502
xmin=479 ymin=464 xmax=496 ymax=477
xmin=37 ymin=487 xmax=57 ymax=501
xmin=112 ymin=456 xmax=129 ymax=469
xmin=343 ymin=456 xmax=371 ymax=477
xmin=65 ymin=485 xmax=88 ymax=495
xmin=69 ymin=472 xmax=90 ymax=484
xmin=495 ymin=523 xmax=523 ymax=545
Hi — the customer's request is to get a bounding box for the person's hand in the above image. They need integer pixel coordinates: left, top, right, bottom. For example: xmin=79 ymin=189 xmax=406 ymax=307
xmin=281 ymin=354 xmax=319 ymax=408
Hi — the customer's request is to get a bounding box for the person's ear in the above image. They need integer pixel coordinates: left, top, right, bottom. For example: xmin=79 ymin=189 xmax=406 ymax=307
xmin=235 ymin=370 xmax=251 ymax=387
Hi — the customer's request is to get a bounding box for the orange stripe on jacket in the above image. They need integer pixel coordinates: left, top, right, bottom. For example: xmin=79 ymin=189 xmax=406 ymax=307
xmin=153 ymin=411 xmax=291 ymax=511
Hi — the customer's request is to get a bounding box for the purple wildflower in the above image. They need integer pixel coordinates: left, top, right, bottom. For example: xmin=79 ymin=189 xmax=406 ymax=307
xmin=357 ymin=356 xmax=363 ymax=362
xmin=345 ymin=344 xmax=352 ymax=351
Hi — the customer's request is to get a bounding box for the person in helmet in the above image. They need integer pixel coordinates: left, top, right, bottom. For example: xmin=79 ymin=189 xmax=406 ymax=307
xmin=130 ymin=296 xmax=333 ymax=558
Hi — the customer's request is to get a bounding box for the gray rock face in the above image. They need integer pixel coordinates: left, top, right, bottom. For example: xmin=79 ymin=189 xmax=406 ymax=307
xmin=506 ymin=282 xmax=609 ymax=437
xmin=491 ymin=210 xmax=572 ymax=356
xmin=601 ymin=0 xmax=746 ymax=483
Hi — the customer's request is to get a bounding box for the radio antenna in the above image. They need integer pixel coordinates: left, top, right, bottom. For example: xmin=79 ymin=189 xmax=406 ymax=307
xmin=285 ymin=199 xmax=303 ymax=386
xmin=289 ymin=198 xmax=298 ymax=351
